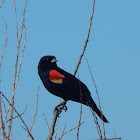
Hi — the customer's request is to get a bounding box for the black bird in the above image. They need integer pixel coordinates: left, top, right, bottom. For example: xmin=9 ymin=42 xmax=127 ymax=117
xmin=38 ymin=55 xmax=108 ymax=123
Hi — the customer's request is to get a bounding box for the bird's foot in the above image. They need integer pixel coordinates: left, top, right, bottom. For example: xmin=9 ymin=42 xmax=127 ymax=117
xmin=54 ymin=100 xmax=67 ymax=114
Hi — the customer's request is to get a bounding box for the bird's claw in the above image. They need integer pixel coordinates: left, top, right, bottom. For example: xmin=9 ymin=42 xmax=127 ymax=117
xmin=63 ymin=105 xmax=67 ymax=112
xmin=54 ymin=101 xmax=67 ymax=114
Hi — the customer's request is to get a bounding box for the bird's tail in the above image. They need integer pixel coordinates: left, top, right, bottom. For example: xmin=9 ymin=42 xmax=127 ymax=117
xmin=87 ymin=96 xmax=109 ymax=123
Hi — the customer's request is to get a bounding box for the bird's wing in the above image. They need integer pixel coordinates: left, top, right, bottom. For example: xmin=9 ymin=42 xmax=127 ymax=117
xmin=56 ymin=68 xmax=92 ymax=102
xmin=49 ymin=70 xmax=65 ymax=84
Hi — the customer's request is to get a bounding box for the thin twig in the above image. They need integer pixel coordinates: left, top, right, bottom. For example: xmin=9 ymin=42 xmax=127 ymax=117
xmin=0 ymin=91 xmax=34 ymax=140
xmin=7 ymin=0 xmax=19 ymax=136
xmin=14 ymin=0 xmax=18 ymax=42
xmin=15 ymin=16 xmax=26 ymax=88
xmin=54 ymin=98 xmax=61 ymax=140
xmin=96 ymin=138 xmax=121 ymax=140
xmin=87 ymin=102 xmax=102 ymax=139
xmin=25 ymin=87 xmax=39 ymax=140
xmin=8 ymin=0 xmax=28 ymax=137
xmin=11 ymin=131 xmax=14 ymax=140
xmin=7 ymin=98 xmax=14 ymax=138
xmin=43 ymin=113 xmax=50 ymax=131
xmin=58 ymin=123 xmax=67 ymax=140
xmin=77 ymin=75 xmax=83 ymax=140
xmin=0 ymin=0 xmax=5 ymax=8
xmin=2 ymin=98 xmax=6 ymax=114
xmin=85 ymin=56 xmax=106 ymax=138
xmin=19 ymin=0 xmax=27 ymax=45
xmin=0 ymin=18 xmax=7 ymax=131
xmin=47 ymin=108 xmax=59 ymax=140
xmin=58 ymin=122 xmax=85 ymax=140
xmin=0 ymin=94 xmax=6 ymax=139
xmin=73 ymin=0 xmax=95 ymax=76
xmin=4 ymin=106 xmax=27 ymax=125
xmin=0 ymin=18 xmax=8 ymax=68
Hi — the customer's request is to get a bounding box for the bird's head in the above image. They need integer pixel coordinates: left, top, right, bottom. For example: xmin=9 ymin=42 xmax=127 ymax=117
xmin=38 ymin=55 xmax=58 ymax=72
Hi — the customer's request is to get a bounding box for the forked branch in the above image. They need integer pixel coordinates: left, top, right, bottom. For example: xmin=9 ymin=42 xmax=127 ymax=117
xmin=0 ymin=91 xmax=34 ymax=140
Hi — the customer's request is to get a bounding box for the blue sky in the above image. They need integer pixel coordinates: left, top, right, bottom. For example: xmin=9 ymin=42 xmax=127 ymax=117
xmin=0 ymin=0 xmax=140 ymax=139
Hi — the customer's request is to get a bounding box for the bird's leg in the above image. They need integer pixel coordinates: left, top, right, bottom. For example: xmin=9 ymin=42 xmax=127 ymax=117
xmin=54 ymin=100 xmax=67 ymax=114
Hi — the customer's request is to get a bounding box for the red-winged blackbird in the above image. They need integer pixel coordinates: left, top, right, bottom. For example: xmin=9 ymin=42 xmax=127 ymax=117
xmin=38 ymin=55 xmax=108 ymax=123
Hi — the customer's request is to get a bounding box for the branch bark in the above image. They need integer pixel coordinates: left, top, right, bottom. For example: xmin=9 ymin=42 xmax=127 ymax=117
xmin=47 ymin=109 xmax=59 ymax=140
xmin=47 ymin=101 xmax=66 ymax=140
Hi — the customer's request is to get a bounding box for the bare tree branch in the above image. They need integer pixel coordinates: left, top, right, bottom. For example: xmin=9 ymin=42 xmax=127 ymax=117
xmin=47 ymin=0 xmax=95 ymax=140
xmin=0 ymin=0 xmax=5 ymax=8
xmin=7 ymin=0 xmax=28 ymax=138
xmin=0 ymin=91 xmax=34 ymax=140
xmin=25 ymin=87 xmax=39 ymax=140
xmin=73 ymin=0 xmax=95 ymax=76
xmin=58 ymin=123 xmax=67 ymax=140
xmin=54 ymin=98 xmax=61 ymax=140
xmin=0 ymin=18 xmax=7 ymax=139
xmin=0 ymin=18 xmax=8 ymax=68
xmin=47 ymin=0 xmax=96 ymax=139
xmin=47 ymin=108 xmax=59 ymax=140
xmin=96 ymin=138 xmax=121 ymax=140
xmin=19 ymin=0 xmax=27 ymax=45
xmin=85 ymin=56 xmax=106 ymax=139
xmin=2 ymin=98 xmax=6 ymax=114
xmin=87 ymin=102 xmax=102 ymax=139
xmin=0 ymin=94 xmax=6 ymax=139
xmin=43 ymin=113 xmax=50 ymax=131
xmin=14 ymin=0 xmax=18 ymax=42
xmin=77 ymin=75 xmax=83 ymax=140
xmin=46 ymin=100 xmax=67 ymax=140
xmin=4 ymin=106 xmax=27 ymax=125
xmin=15 ymin=15 xmax=26 ymax=88
xmin=58 ymin=122 xmax=85 ymax=140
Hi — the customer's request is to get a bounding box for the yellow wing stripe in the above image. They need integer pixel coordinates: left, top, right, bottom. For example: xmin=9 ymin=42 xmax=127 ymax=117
xmin=50 ymin=79 xmax=63 ymax=84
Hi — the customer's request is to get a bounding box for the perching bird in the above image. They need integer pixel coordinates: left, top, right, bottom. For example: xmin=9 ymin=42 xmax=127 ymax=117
xmin=38 ymin=55 xmax=108 ymax=123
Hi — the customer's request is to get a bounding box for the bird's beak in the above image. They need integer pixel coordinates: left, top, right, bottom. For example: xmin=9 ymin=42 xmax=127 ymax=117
xmin=51 ymin=58 xmax=58 ymax=63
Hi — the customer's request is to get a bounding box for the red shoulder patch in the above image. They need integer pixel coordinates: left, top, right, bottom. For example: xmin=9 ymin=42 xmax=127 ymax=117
xmin=49 ymin=70 xmax=65 ymax=80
